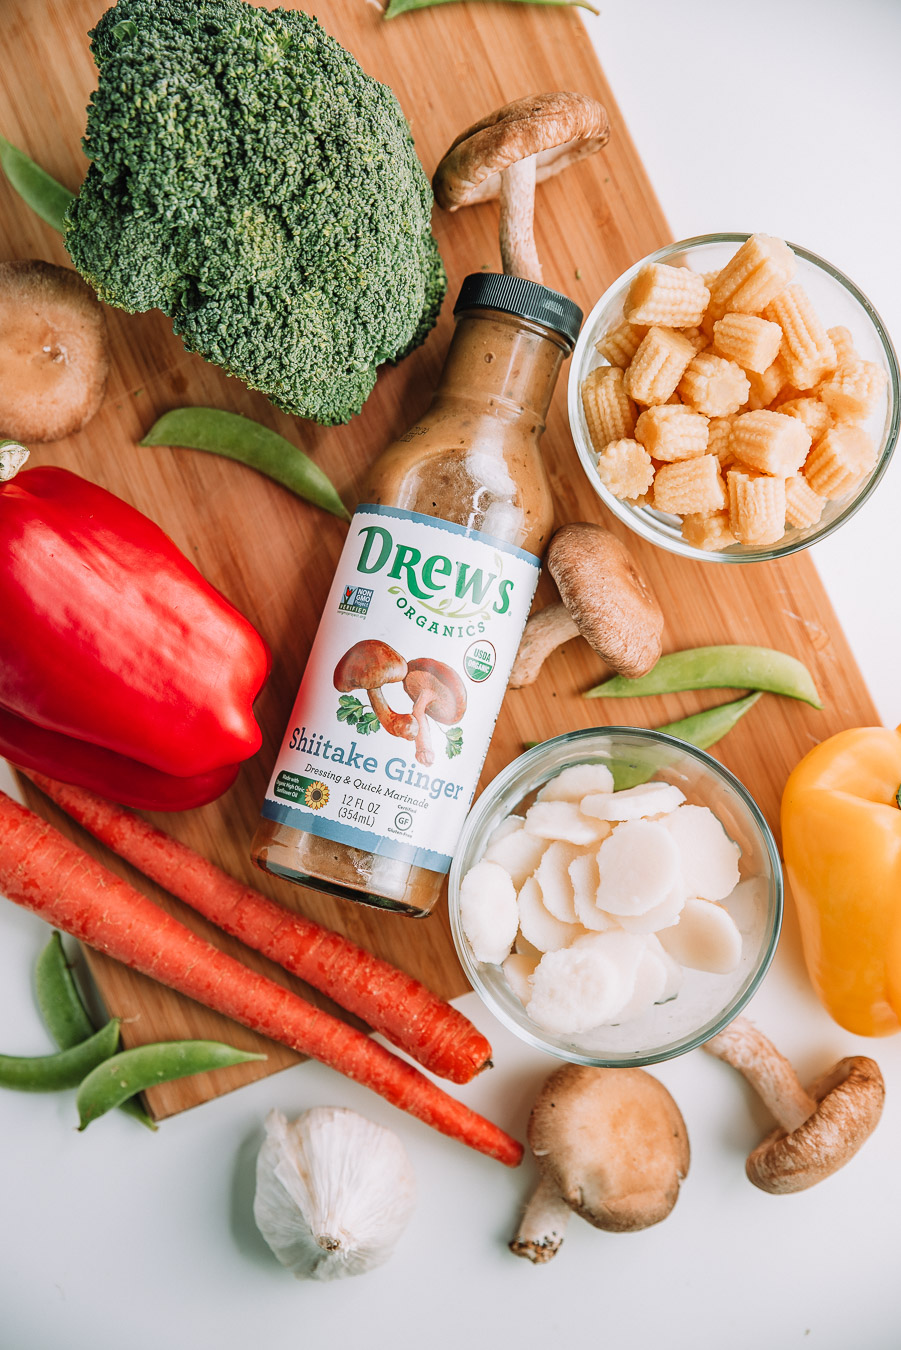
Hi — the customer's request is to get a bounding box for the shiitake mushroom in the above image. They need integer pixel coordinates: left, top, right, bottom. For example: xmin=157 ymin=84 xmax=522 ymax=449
xmin=0 ymin=259 xmax=109 ymax=442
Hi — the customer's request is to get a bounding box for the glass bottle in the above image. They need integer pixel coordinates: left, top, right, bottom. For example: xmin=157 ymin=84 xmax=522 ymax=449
xmin=251 ymin=274 xmax=581 ymax=916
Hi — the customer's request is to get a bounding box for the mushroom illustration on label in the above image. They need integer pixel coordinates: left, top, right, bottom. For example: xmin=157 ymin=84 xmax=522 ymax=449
xmin=333 ymin=641 xmax=416 ymax=741
xmin=333 ymin=644 xmax=466 ymax=764
xmin=403 ymin=659 xmax=467 ymax=766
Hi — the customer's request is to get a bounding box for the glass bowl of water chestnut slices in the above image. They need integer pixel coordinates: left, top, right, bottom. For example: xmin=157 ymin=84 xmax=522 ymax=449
xmin=447 ymin=728 xmax=782 ymax=1067
xmin=568 ymin=233 xmax=899 ymax=561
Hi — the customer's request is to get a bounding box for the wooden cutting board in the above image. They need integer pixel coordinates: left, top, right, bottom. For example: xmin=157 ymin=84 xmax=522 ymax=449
xmin=0 ymin=0 xmax=878 ymax=1119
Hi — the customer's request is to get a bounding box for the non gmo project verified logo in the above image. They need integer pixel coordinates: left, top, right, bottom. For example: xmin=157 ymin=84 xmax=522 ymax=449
xmin=338 ymin=585 xmax=374 ymax=617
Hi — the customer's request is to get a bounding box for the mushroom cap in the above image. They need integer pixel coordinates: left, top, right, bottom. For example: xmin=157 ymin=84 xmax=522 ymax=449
xmin=528 ymin=1063 xmax=689 ymax=1232
xmin=745 ymin=1056 xmax=885 ymax=1195
xmin=333 ymin=640 xmax=407 ymax=693
xmin=403 ymin=658 xmax=467 ymax=724
xmin=547 ymin=522 xmax=664 ymax=679
xmin=433 ymin=92 xmax=610 ymax=212
xmin=0 ymin=259 xmax=109 ymax=442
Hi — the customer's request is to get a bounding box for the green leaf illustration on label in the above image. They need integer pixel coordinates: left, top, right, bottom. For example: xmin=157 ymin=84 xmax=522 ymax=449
xmin=445 ymin=726 xmax=464 ymax=760
xmin=335 ymin=695 xmax=380 ymax=734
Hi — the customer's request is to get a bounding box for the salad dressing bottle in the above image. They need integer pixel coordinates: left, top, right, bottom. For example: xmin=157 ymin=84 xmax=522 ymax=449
xmin=252 ymin=273 xmax=581 ymax=915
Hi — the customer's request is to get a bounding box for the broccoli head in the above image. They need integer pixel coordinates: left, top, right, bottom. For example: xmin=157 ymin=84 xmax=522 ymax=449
xmin=65 ymin=0 xmax=446 ymax=425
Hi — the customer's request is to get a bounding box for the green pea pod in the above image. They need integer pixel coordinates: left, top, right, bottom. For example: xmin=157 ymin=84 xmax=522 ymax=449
xmin=585 ymin=645 xmax=823 ymax=709
xmin=35 ymin=932 xmax=156 ymax=1129
xmin=385 ymin=0 xmax=598 ymax=15
xmin=77 ymin=1040 xmax=267 ymax=1130
xmin=0 ymin=1018 xmax=120 ymax=1093
xmin=141 ymin=408 xmax=350 ymax=521
xmin=609 ymin=693 xmax=763 ymax=790
xmin=655 ymin=690 xmax=763 ymax=751
xmin=525 ymin=691 xmax=764 ymax=788
xmin=35 ymin=932 xmax=95 ymax=1049
xmin=0 ymin=134 xmax=74 ymax=234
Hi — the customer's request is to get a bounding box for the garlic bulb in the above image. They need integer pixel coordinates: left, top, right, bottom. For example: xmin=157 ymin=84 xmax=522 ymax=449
xmin=254 ymin=1107 xmax=416 ymax=1280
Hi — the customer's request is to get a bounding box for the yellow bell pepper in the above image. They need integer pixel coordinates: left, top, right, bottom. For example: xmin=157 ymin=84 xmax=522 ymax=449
xmin=781 ymin=726 xmax=901 ymax=1037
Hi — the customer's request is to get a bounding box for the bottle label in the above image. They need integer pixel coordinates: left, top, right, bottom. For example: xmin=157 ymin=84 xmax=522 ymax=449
xmin=262 ymin=504 xmax=540 ymax=875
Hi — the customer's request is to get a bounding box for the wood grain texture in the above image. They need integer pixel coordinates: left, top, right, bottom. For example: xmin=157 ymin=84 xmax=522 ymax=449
xmin=0 ymin=0 xmax=878 ymax=1120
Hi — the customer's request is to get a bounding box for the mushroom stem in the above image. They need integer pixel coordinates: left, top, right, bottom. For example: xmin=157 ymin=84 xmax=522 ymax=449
xmin=498 ymin=154 xmax=542 ymax=284
xmin=409 ymin=691 xmax=436 ymax=765
xmin=0 ymin=441 xmax=28 ymax=482
xmin=369 ymin=687 xmax=417 ymax=742
xmin=703 ymin=1016 xmax=817 ymax=1132
xmin=509 ymin=602 xmax=581 ymax=689
xmin=509 ymin=1175 xmax=573 ymax=1263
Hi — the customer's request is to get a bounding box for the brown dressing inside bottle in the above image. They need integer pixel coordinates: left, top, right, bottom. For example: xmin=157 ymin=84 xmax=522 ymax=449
xmin=252 ymin=277 xmax=579 ymax=916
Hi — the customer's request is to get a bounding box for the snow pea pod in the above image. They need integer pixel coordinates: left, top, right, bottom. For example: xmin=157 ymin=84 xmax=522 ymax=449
xmin=609 ymin=693 xmax=764 ymax=790
xmin=0 ymin=1018 xmax=120 ymax=1092
xmin=36 ymin=931 xmax=156 ymax=1128
xmin=525 ymin=690 xmax=764 ymax=781
xmin=655 ymin=691 xmax=763 ymax=750
xmin=0 ymin=134 xmax=74 ymax=234
xmin=141 ymin=408 xmax=351 ymax=521
xmin=585 ymin=645 xmax=822 ymax=709
xmin=77 ymin=1040 xmax=266 ymax=1130
xmin=35 ymin=930 xmax=95 ymax=1049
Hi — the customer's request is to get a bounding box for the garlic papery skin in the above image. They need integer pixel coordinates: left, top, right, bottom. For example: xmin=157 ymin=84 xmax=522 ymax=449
xmin=254 ymin=1107 xmax=416 ymax=1280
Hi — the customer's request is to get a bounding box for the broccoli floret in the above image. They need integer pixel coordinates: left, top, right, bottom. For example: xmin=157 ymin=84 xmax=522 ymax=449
xmin=65 ymin=0 xmax=446 ymax=425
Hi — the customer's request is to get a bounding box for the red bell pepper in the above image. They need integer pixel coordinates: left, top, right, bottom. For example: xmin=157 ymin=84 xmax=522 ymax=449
xmin=0 ymin=464 xmax=270 ymax=809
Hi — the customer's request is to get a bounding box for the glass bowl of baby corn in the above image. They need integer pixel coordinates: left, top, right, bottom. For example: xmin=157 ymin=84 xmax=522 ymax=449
xmin=448 ymin=727 xmax=782 ymax=1066
xmin=568 ymin=233 xmax=899 ymax=561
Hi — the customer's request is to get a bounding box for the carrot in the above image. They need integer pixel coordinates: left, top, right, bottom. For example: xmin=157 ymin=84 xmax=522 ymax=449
xmin=22 ymin=771 xmax=491 ymax=1085
xmin=0 ymin=791 xmax=522 ymax=1167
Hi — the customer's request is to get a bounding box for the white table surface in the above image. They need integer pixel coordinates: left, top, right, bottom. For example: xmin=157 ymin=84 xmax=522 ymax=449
xmin=2 ymin=2 xmax=901 ymax=1347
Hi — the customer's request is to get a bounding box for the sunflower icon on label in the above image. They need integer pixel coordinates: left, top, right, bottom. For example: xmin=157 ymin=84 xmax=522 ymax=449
xmin=304 ymin=781 xmax=330 ymax=810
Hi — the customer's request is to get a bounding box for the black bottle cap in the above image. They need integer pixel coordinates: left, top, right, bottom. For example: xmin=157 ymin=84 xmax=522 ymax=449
xmin=453 ymin=273 xmax=583 ymax=350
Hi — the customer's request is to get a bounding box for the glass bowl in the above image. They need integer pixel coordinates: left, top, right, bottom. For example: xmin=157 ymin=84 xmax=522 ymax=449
xmin=568 ymin=233 xmax=900 ymax=562
xmin=448 ymin=727 xmax=782 ymax=1066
